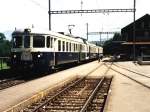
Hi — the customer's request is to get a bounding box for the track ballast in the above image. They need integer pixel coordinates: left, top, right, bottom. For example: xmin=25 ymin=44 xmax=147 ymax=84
xmin=23 ymin=76 xmax=112 ymax=112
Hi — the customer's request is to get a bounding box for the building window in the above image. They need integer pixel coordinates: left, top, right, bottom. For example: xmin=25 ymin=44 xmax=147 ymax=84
xmin=125 ymin=33 xmax=128 ymax=41
xmin=148 ymin=22 xmax=150 ymax=28
xmin=141 ymin=22 xmax=144 ymax=28
xmin=144 ymin=31 xmax=149 ymax=38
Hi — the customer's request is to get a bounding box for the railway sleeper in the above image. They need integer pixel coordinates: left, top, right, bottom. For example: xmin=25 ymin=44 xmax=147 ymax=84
xmin=50 ymin=100 xmax=85 ymax=104
xmin=44 ymin=106 xmax=82 ymax=110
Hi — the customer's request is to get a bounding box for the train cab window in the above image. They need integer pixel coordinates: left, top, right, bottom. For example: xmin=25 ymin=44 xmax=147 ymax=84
xmin=12 ymin=36 xmax=23 ymax=48
xmin=47 ymin=36 xmax=50 ymax=48
xmin=62 ymin=41 xmax=65 ymax=51
xmin=24 ymin=36 xmax=30 ymax=48
xmin=58 ymin=40 xmax=61 ymax=51
xmin=33 ymin=36 xmax=45 ymax=48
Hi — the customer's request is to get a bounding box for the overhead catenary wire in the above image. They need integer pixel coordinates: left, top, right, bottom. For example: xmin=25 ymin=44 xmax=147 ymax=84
xmin=27 ymin=0 xmax=47 ymax=11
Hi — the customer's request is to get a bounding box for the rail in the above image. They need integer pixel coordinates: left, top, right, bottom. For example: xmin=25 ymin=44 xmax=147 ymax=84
xmin=0 ymin=57 xmax=10 ymax=70
xmin=32 ymin=77 xmax=85 ymax=112
xmin=80 ymin=76 xmax=105 ymax=112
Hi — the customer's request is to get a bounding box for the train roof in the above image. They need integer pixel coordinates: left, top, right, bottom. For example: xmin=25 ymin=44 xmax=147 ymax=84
xmin=12 ymin=28 xmax=85 ymax=43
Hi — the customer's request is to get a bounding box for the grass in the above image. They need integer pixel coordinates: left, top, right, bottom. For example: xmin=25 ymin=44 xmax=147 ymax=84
xmin=0 ymin=62 xmax=10 ymax=70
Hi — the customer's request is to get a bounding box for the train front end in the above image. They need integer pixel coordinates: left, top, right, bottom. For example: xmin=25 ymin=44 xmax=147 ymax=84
xmin=10 ymin=29 xmax=54 ymax=71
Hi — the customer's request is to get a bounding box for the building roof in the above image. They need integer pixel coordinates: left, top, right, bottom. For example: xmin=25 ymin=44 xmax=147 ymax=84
xmin=121 ymin=14 xmax=150 ymax=31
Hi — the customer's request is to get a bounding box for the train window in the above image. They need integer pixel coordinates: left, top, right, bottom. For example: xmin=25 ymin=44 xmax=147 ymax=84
xmin=47 ymin=36 xmax=50 ymax=48
xmin=82 ymin=45 xmax=84 ymax=51
xmin=58 ymin=40 xmax=61 ymax=51
xmin=50 ymin=37 xmax=53 ymax=48
xmin=66 ymin=42 xmax=68 ymax=51
xmin=74 ymin=44 xmax=76 ymax=51
xmin=12 ymin=36 xmax=23 ymax=48
xmin=24 ymin=36 xmax=30 ymax=48
xmin=33 ymin=36 xmax=45 ymax=48
xmin=62 ymin=41 xmax=65 ymax=51
xmin=76 ymin=44 xmax=77 ymax=51
xmin=72 ymin=43 xmax=74 ymax=52
xmin=70 ymin=43 xmax=71 ymax=52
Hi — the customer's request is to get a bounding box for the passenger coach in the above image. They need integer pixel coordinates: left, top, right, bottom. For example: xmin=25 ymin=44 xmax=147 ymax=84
xmin=10 ymin=28 xmax=102 ymax=70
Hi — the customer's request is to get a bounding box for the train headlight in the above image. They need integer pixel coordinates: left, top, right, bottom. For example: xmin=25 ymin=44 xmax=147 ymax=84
xmin=14 ymin=55 xmax=16 ymax=58
xmin=38 ymin=54 xmax=41 ymax=58
xmin=37 ymin=53 xmax=43 ymax=58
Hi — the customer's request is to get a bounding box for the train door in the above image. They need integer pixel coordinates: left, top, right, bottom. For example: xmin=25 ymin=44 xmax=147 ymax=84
xmin=79 ymin=44 xmax=82 ymax=62
xmin=89 ymin=46 xmax=91 ymax=59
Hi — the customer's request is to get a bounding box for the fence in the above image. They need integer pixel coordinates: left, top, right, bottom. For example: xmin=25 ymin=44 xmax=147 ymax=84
xmin=0 ymin=57 xmax=10 ymax=70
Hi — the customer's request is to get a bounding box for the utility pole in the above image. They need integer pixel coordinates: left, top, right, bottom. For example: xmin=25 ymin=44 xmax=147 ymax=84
xmin=133 ymin=0 xmax=136 ymax=62
xmin=100 ymin=33 xmax=101 ymax=46
xmin=48 ymin=0 xmax=51 ymax=30
xmin=86 ymin=23 xmax=88 ymax=40
xmin=81 ymin=0 xmax=83 ymax=16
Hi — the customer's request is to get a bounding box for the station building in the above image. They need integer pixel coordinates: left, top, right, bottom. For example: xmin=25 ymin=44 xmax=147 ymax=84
xmin=121 ymin=14 xmax=150 ymax=60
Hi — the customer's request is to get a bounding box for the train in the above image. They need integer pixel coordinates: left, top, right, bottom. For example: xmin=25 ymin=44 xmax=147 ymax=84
xmin=10 ymin=28 xmax=103 ymax=71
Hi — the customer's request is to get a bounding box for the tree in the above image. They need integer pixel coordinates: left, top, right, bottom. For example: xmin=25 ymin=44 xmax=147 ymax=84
xmin=113 ymin=33 xmax=122 ymax=41
xmin=103 ymin=38 xmax=114 ymax=55
xmin=0 ymin=33 xmax=11 ymax=57
xmin=0 ymin=33 xmax=6 ymax=41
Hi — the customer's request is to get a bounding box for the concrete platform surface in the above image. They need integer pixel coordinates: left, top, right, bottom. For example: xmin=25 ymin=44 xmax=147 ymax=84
xmin=105 ymin=61 xmax=150 ymax=112
xmin=1 ymin=60 xmax=150 ymax=112
xmin=0 ymin=61 xmax=100 ymax=112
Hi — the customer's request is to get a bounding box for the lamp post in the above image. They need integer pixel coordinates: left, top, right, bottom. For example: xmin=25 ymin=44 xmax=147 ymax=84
xmin=48 ymin=0 xmax=51 ymax=30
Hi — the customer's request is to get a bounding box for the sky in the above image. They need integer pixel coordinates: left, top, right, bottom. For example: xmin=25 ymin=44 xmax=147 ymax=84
xmin=0 ymin=0 xmax=149 ymax=41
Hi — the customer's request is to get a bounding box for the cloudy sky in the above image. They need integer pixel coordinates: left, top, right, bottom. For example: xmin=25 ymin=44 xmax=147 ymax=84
xmin=0 ymin=0 xmax=149 ymax=40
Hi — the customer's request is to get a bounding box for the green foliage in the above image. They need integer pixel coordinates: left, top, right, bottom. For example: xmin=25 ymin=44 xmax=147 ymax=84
xmin=103 ymin=38 xmax=114 ymax=55
xmin=103 ymin=32 xmax=123 ymax=55
xmin=113 ymin=33 xmax=122 ymax=41
xmin=0 ymin=62 xmax=10 ymax=70
xmin=0 ymin=33 xmax=6 ymax=41
xmin=0 ymin=33 xmax=11 ymax=57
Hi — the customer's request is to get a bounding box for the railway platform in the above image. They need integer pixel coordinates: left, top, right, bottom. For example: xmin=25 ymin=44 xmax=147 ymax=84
xmin=0 ymin=60 xmax=150 ymax=111
xmin=0 ymin=61 xmax=101 ymax=112
xmin=105 ymin=61 xmax=150 ymax=112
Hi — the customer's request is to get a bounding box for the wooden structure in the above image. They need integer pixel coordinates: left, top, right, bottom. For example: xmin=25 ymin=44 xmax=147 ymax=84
xmin=121 ymin=14 xmax=150 ymax=60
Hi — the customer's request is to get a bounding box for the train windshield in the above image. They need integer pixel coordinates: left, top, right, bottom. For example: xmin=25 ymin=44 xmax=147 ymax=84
xmin=33 ymin=36 xmax=45 ymax=48
xmin=24 ymin=36 xmax=30 ymax=48
xmin=12 ymin=36 xmax=23 ymax=48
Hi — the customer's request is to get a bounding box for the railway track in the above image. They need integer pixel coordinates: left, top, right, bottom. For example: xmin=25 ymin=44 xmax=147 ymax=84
xmin=0 ymin=76 xmax=25 ymax=90
xmin=23 ymin=77 xmax=112 ymax=112
xmin=105 ymin=62 xmax=150 ymax=89
xmin=113 ymin=63 xmax=150 ymax=78
xmin=0 ymin=61 xmax=99 ymax=91
xmin=21 ymin=62 xmax=112 ymax=112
